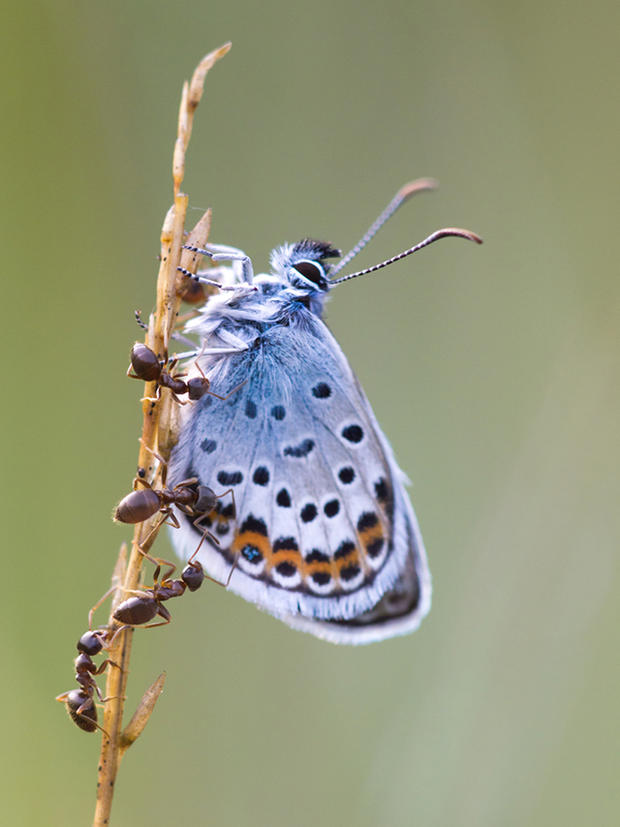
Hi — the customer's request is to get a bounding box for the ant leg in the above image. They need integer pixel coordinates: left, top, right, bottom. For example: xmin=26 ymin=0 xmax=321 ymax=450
xmin=106 ymin=624 xmax=132 ymax=647
xmin=138 ymin=604 xmax=172 ymax=630
xmin=187 ymin=486 xmax=236 ymax=564
xmin=92 ymin=658 xmax=120 ymax=676
xmin=214 ymin=487 xmax=236 ymax=520
xmin=56 ymin=692 xmax=110 ymax=736
xmin=224 ymin=553 xmax=239 ymax=587
xmin=132 ymin=475 xmax=153 ymax=492
xmin=171 ymin=392 xmax=189 ymax=406
xmin=206 ymin=378 xmax=248 ymax=401
xmin=198 ymin=553 xmax=239 ymax=589
xmin=139 ymin=438 xmax=168 ymax=468
xmin=136 ymin=508 xmax=178 ymax=554
xmin=187 ymin=513 xmax=221 ymax=563
xmin=138 ymin=439 xmax=169 ymax=485
xmin=173 ymin=477 xmax=200 ymax=488
xmin=163 ymin=510 xmax=181 ymax=530
xmin=150 ymin=558 xmax=178 ymax=583
xmin=88 ymin=586 xmax=117 ymax=631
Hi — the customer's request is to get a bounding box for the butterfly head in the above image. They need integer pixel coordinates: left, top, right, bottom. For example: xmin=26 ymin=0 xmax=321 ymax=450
xmin=270 ymin=239 xmax=341 ymax=295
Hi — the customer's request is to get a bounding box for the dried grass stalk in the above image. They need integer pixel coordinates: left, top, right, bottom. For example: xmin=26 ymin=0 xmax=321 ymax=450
xmin=92 ymin=44 xmax=231 ymax=827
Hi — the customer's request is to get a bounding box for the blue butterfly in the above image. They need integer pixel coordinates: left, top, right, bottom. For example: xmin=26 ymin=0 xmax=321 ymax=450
xmin=168 ymin=179 xmax=481 ymax=644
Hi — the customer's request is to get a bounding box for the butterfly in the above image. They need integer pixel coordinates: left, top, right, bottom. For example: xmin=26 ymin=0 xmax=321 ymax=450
xmin=168 ymin=179 xmax=481 ymax=644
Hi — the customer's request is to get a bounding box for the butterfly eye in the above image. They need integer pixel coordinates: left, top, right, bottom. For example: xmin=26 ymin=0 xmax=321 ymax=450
xmin=291 ymin=260 xmax=328 ymax=290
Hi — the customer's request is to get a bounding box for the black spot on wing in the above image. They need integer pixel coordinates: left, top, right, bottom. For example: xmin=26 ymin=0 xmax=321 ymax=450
xmin=220 ymin=503 xmax=236 ymax=519
xmin=374 ymin=478 xmax=389 ymax=502
xmin=334 ymin=540 xmax=355 ymax=560
xmin=252 ymin=466 xmax=269 ymax=485
xmin=338 ymin=466 xmax=355 ymax=484
xmin=306 ymin=549 xmax=329 ymax=563
xmin=273 ymin=536 xmax=299 ymax=552
xmin=240 ymin=515 xmax=267 ymax=536
xmin=312 ymin=382 xmax=331 ymax=399
xmin=275 ymin=561 xmax=297 ymax=577
xmin=341 ymin=424 xmax=364 ymax=443
xmin=324 ymin=499 xmax=340 ymax=518
xmin=301 ymin=503 xmax=317 ymax=523
xmin=366 ymin=537 xmax=385 ymax=558
xmin=340 ymin=564 xmax=361 ymax=582
xmin=276 ymin=488 xmax=291 ymax=507
xmin=217 ymin=470 xmax=243 ymax=486
xmin=200 ymin=439 xmax=217 ymax=454
xmin=283 ymin=438 xmax=314 ymax=458
xmin=357 ymin=512 xmax=379 ymax=531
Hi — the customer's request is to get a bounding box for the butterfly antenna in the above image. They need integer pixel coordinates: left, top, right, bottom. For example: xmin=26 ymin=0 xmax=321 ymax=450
xmin=329 ymin=178 xmax=438 ymax=276
xmin=329 ymin=228 xmax=483 ymax=286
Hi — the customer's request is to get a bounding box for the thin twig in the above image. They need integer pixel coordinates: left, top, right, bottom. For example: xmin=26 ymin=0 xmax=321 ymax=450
xmin=92 ymin=43 xmax=231 ymax=827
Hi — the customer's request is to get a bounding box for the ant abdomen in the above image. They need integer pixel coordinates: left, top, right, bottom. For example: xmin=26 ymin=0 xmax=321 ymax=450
xmin=113 ymin=595 xmax=162 ymax=626
xmin=114 ymin=488 xmax=161 ymax=524
xmin=63 ymin=689 xmax=99 ymax=733
xmin=130 ymin=343 xmax=162 ymax=382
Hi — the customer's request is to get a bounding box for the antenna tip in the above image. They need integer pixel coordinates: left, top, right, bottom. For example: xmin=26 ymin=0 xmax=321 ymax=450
xmin=465 ymin=230 xmax=484 ymax=244
xmin=399 ymin=177 xmax=439 ymax=199
xmin=438 ymin=227 xmax=483 ymax=245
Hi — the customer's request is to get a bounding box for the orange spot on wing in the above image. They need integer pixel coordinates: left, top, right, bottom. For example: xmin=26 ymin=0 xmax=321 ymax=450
xmin=358 ymin=521 xmax=385 ymax=570
xmin=334 ymin=548 xmax=360 ymax=574
xmin=305 ymin=560 xmax=332 ymax=578
xmin=269 ymin=545 xmax=304 ymax=574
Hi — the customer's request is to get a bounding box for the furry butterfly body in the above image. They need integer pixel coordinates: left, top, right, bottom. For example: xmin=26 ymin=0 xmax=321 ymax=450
xmin=168 ymin=185 xmax=481 ymax=644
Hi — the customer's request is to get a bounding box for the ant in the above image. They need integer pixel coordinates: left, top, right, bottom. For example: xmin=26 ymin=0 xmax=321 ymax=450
xmin=114 ymin=477 xmax=234 ymax=559
xmin=56 ymin=627 xmax=117 ymax=734
xmin=127 ymin=342 xmax=244 ymax=404
xmin=56 ymin=560 xmax=205 ymax=733
xmin=113 ymin=560 xmax=205 ymax=629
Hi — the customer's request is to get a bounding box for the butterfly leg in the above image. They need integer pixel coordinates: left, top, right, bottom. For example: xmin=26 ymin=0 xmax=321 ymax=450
xmin=182 ymin=243 xmax=255 ymax=287
xmin=185 ymin=242 xmax=254 ymax=282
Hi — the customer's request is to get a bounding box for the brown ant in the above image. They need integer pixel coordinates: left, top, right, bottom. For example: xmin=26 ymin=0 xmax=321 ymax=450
xmin=56 ymin=560 xmax=205 ymax=733
xmin=56 ymin=627 xmax=117 ymax=734
xmin=112 ymin=560 xmax=205 ymax=629
xmin=127 ymin=342 xmax=244 ymax=404
xmin=114 ymin=477 xmax=234 ymax=559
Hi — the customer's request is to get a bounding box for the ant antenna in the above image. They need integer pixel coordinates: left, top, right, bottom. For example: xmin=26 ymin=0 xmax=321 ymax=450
xmin=329 ymin=178 xmax=438 ymax=276
xmin=329 ymin=228 xmax=483 ymax=286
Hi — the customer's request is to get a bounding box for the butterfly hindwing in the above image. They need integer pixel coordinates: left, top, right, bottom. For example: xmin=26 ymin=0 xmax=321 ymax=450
xmin=168 ymin=314 xmax=429 ymax=636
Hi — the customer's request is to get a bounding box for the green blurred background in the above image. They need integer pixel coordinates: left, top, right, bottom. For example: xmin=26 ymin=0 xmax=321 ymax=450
xmin=3 ymin=1 xmax=618 ymax=825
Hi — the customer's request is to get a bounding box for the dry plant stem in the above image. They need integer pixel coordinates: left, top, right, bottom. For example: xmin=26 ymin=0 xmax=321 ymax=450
xmin=92 ymin=44 xmax=231 ymax=827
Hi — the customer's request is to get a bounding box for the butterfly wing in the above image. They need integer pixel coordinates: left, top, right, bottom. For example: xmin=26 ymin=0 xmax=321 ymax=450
xmin=168 ymin=314 xmax=431 ymax=644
